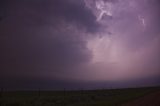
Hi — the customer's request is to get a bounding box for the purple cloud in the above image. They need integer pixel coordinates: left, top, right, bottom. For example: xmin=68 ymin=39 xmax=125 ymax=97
xmin=0 ymin=0 xmax=160 ymax=89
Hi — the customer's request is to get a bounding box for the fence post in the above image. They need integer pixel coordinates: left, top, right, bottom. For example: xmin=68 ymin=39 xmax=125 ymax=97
xmin=38 ymin=88 xmax=41 ymax=98
xmin=0 ymin=88 xmax=3 ymax=106
xmin=64 ymin=88 xmax=66 ymax=96
xmin=0 ymin=88 xmax=2 ymax=98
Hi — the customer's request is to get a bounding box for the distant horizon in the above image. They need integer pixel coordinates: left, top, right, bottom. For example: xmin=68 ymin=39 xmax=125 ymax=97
xmin=1 ymin=75 xmax=160 ymax=90
xmin=1 ymin=85 xmax=160 ymax=91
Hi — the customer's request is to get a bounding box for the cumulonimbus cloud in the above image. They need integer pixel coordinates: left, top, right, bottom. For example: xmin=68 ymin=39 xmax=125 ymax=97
xmin=0 ymin=0 xmax=160 ymax=88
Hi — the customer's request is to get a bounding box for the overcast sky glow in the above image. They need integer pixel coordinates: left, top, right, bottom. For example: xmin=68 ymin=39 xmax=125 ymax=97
xmin=0 ymin=0 xmax=160 ymax=89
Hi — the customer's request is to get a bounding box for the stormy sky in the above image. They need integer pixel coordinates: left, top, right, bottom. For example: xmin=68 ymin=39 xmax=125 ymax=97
xmin=0 ymin=0 xmax=160 ymax=90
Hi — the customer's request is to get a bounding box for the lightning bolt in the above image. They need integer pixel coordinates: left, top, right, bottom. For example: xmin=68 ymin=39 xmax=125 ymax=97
xmin=96 ymin=0 xmax=112 ymax=21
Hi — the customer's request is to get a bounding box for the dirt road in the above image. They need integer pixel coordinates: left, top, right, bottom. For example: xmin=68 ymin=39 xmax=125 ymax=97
xmin=122 ymin=91 xmax=160 ymax=106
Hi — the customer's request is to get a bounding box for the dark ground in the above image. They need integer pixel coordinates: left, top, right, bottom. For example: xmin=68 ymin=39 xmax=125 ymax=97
xmin=122 ymin=90 xmax=160 ymax=106
xmin=0 ymin=87 xmax=160 ymax=106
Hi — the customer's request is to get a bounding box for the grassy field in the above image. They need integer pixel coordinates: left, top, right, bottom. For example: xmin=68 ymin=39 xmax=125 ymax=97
xmin=0 ymin=87 xmax=159 ymax=106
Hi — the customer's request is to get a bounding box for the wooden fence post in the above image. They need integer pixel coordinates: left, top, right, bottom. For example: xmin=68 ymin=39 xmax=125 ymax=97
xmin=0 ymin=88 xmax=3 ymax=106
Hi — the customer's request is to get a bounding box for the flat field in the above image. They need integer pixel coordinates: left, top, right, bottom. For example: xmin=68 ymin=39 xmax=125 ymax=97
xmin=0 ymin=87 xmax=159 ymax=106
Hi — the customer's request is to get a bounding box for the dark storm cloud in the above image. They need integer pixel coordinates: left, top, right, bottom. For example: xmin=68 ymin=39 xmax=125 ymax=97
xmin=1 ymin=0 xmax=160 ymax=89
xmin=49 ymin=0 xmax=100 ymax=32
xmin=7 ymin=0 xmax=99 ymax=32
xmin=0 ymin=0 xmax=99 ymax=79
xmin=0 ymin=0 xmax=7 ymax=21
